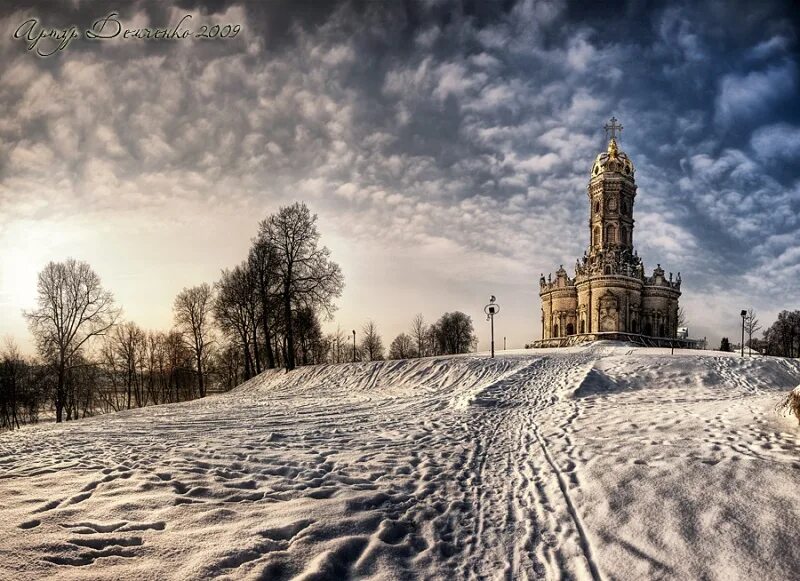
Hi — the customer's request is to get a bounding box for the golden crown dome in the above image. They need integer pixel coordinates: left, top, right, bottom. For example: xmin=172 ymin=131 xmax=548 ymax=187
xmin=590 ymin=137 xmax=635 ymax=177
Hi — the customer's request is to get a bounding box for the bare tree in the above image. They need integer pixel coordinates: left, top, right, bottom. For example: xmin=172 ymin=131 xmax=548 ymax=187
xmin=110 ymin=321 xmax=145 ymax=409
xmin=293 ymin=307 xmax=323 ymax=365
xmin=360 ymin=320 xmax=385 ymax=361
xmin=389 ymin=333 xmax=415 ymax=360
xmin=763 ymin=310 xmax=800 ymax=357
xmin=164 ymin=329 xmax=194 ymax=401
xmin=215 ymin=265 xmax=259 ymax=380
xmin=677 ymin=306 xmax=688 ymax=329
xmin=213 ymin=339 xmax=244 ymax=391
xmin=433 ymin=311 xmax=477 ymax=355
xmin=410 ymin=314 xmax=427 ymax=358
xmin=99 ymin=337 xmax=124 ymax=412
xmin=174 ymin=283 xmax=215 ymax=398
xmin=24 ymin=259 xmax=120 ymax=422
xmin=745 ymin=308 xmax=761 ymax=356
xmin=67 ymin=355 xmax=101 ymax=420
xmin=267 ymin=203 xmax=344 ymax=370
xmin=326 ymin=327 xmax=347 ymax=363
xmin=0 ymin=338 xmax=22 ymax=429
xmin=425 ymin=325 xmax=438 ymax=356
xmin=249 ymin=232 xmax=279 ymax=370
xmin=143 ymin=331 xmax=164 ymax=405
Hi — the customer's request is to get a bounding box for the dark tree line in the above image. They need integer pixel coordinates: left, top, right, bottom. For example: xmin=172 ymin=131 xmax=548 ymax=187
xmin=0 ymin=340 xmax=46 ymax=429
xmin=750 ymin=310 xmax=800 ymax=357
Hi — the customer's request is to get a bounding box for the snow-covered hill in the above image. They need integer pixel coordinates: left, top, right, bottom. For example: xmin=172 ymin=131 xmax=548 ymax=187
xmin=2 ymin=342 xmax=800 ymax=580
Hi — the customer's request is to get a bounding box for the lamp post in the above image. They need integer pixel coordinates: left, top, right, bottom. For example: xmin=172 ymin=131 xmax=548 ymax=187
xmin=740 ymin=310 xmax=747 ymax=357
xmin=352 ymin=329 xmax=356 ymax=363
xmin=484 ymin=295 xmax=500 ymax=358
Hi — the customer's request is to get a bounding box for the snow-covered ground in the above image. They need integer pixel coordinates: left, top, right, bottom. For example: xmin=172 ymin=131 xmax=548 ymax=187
xmin=2 ymin=342 xmax=800 ymax=580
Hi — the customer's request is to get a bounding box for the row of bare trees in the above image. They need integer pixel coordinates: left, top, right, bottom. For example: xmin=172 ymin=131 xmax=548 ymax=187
xmin=7 ymin=200 xmax=481 ymax=427
xmin=0 ymin=320 xmax=230 ymax=430
xmin=326 ymin=312 xmax=478 ymax=364
xmin=7 ymin=202 xmax=343 ymax=427
xmin=99 ymin=324 xmax=201 ymax=411
xmin=13 ymin=258 xmax=211 ymax=426
xmin=254 ymin=310 xmax=478 ymax=367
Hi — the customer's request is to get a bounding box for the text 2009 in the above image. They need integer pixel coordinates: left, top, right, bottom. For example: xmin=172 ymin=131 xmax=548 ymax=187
xmin=195 ymin=24 xmax=240 ymax=39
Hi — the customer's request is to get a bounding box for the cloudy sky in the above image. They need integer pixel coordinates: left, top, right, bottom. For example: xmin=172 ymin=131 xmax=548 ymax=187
xmin=1 ymin=0 xmax=799 ymax=353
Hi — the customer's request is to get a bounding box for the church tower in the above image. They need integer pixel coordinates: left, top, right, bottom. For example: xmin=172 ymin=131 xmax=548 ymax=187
xmin=581 ymin=117 xmax=642 ymax=279
xmin=537 ymin=117 xmax=682 ymax=345
xmin=588 ymin=118 xmax=636 ymax=254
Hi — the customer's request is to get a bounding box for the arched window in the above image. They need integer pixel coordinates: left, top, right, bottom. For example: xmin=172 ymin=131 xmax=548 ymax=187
xmin=593 ymin=226 xmax=600 ymax=247
xmin=580 ymin=319 xmax=586 ymax=334
xmin=604 ymin=265 xmax=611 ymax=275
xmin=553 ymin=324 xmax=559 ymax=338
xmin=566 ymin=323 xmax=574 ymax=336
xmin=595 ymin=201 xmax=600 ymax=213
xmin=659 ymin=324 xmax=665 ymax=337
xmin=606 ymin=224 xmax=617 ymax=244
xmin=631 ymin=319 xmax=638 ymax=333
xmin=644 ymin=322 xmax=653 ymax=336
xmin=621 ymin=226 xmax=628 ymax=246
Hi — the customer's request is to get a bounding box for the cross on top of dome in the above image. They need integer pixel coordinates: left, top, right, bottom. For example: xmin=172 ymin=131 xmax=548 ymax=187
xmin=604 ymin=117 xmax=623 ymax=141
xmin=591 ymin=116 xmax=634 ymax=176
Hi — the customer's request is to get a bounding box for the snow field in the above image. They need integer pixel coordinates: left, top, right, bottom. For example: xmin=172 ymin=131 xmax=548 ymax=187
xmin=1 ymin=342 xmax=799 ymax=580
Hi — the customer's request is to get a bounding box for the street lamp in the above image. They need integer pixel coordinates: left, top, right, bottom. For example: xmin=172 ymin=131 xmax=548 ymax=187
xmin=740 ymin=310 xmax=747 ymax=357
xmin=352 ymin=329 xmax=357 ymax=363
xmin=484 ymin=295 xmax=500 ymax=358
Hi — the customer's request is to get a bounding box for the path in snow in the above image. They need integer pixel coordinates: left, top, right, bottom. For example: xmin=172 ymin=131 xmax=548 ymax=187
xmin=1 ymin=343 xmax=800 ymax=580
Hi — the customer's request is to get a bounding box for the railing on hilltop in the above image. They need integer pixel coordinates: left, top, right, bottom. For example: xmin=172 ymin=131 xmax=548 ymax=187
xmin=527 ymin=332 xmax=703 ymax=350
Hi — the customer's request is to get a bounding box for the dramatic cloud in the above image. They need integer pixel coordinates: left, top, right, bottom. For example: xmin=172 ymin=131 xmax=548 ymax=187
xmin=1 ymin=0 xmax=798 ymax=351
xmin=715 ymin=63 xmax=796 ymax=128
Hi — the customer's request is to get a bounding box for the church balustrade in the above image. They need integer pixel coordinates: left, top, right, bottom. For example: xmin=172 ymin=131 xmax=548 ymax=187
xmin=528 ymin=332 xmax=703 ymax=349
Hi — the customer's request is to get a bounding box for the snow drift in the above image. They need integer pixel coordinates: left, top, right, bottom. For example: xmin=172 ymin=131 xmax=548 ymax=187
xmin=1 ymin=343 xmax=800 ymax=580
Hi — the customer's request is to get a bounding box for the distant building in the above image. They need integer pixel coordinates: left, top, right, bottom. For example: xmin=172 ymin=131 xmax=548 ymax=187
xmin=538 ymin=118 xmax=682 ymax=343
